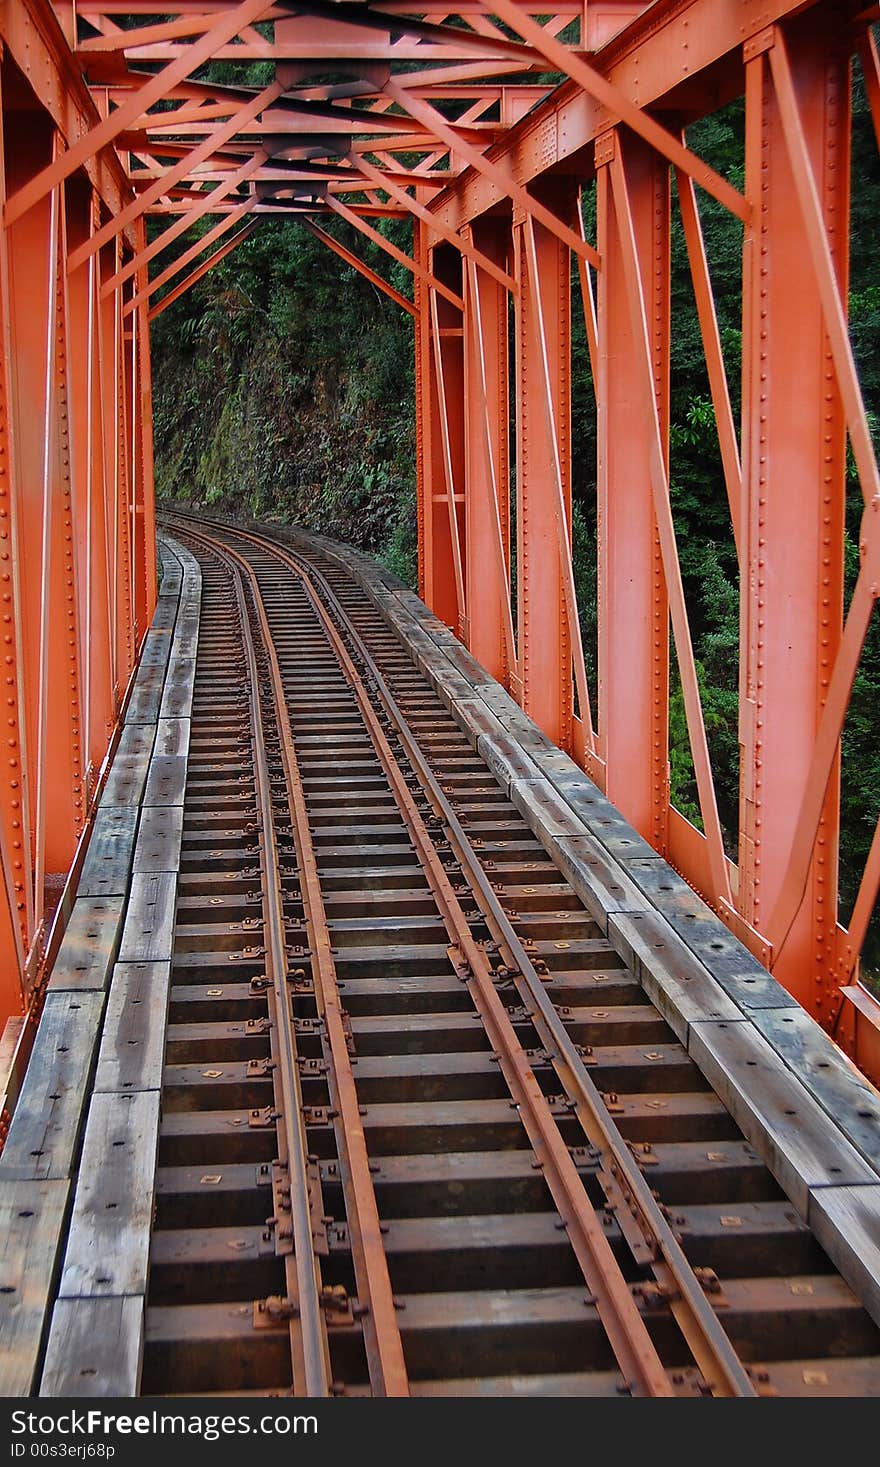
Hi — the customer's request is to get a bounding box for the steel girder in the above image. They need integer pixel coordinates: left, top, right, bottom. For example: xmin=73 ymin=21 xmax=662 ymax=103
xmin=0 ymin=6 xmax=155 ymax=1066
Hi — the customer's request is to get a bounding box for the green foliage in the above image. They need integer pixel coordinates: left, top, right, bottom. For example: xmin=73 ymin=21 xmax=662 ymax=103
xmin=152 ymin=216 xmax=415 ymax=560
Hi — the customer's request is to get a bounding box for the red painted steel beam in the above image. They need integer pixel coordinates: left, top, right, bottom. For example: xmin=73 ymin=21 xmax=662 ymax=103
xmin=0 ymin=77 xmax=34 ymax=1010
xmin=103 ymin=153 xmax=264 ymax=297
xmin=6 ymin=137 xmax=86 ymax=911
xmin=595 ymin=134 xmax=669 ymax=849
xmin=67 ymin=81 xmax=283 ymax=272
xmin=427 ymin=255 xmax=468 ymax=632
xmin=429 ymin=0 xmax=854 ymax=234
xmin=388 ymin=81 xmax=602 ymax=270
xmin=2 ymin=0 xmax=136 ymax=239
xmin=5 ymin=0 xmax=273 ymax=225
xmin=739 ymin=22 xmax=850 ymax=1018
xmin=131 ymin=210 xmax=158 ymax=639
xmin=300 ymin=218 xmax=415 ymax=318
xmin=325 ymin=194 xmax=463 ymax=311
xmin=124 ymin=198 xmax=256 ymax=315
xmin=482 ymin=0 xmax=747 ymax=219
xmin=414 ymin=222 xmax=460 ymax=629
xmin=146 ymin=218 xmax=257 ymax=319
xmin=462 ymin=224 xmax=516 ymax=686
xmin=513 ymin=187 xmax=574 ymax=748
xmin=64 ymin=181 xmax=116 ymax=785
xmin=353 ymin=155 xmax=516 ymax=294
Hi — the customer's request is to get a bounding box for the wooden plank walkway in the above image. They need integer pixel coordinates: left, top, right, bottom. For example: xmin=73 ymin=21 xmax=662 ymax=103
xmin=38 ymin=537 xmax=201 ymax=1396
xmin=0 ymin=537 xmax=200 ymax=1397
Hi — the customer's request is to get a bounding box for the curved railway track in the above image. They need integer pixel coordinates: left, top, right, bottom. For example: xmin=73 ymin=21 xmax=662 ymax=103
xmin=134 ymin=514 xmax=880 ymax=1397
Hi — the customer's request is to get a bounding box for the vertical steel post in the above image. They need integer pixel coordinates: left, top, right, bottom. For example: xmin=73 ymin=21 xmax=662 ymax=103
xmin=595 ymin=132 xmax=670 ymax=849
xmin=123 ymin=279 xmax=139 ymax=648
xmin=463 ymin=219 xmax=511 ymax=684
xmin=513 ymin=187 xmax=574 ymax=748
xmin=429 ymin=243 xmax=467 ymax=637
xmin=107 ymin=241 xmax=135 ymax=690
xmin=6 ymin=126 xmax=85 ymax=898
xmin=66 ymin=181 xmax=115 ymax=793
xmin=413 ymin=221 xmax=460 ymax=629
xmin=97 ymin=239 xmax=121 ymax=700
xmin=135 ymin=217 xmax=158 ymax=630
xmin=0 ymin=71 xmax=32 ymax=1012
xmin=739 ymin=26 xmax=849 ymax=1016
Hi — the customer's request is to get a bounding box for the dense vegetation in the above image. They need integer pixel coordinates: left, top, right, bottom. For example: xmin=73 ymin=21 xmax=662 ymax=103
xmin=152 ymin=69 xmax=880 ymax=964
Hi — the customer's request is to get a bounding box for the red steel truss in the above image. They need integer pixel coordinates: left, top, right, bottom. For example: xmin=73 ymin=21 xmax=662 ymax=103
xmin=0 ymin=0 xmax=156 ymax=1038
xmin=1 ymin=0 xmax=879 ymax=1082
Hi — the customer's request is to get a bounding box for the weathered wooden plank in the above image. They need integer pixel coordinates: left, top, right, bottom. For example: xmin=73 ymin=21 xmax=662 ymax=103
xmin=395 ymin=587 xmax=446 ymax=627
xmin=154 ymin=718 xmax=191 ymax=757
xmin=624 ymin=860 xmax=798 ymax=1012
xmin=159 ymin=660 xmax=196 ymax=720
xmin=0 ymin=1180 xmax=70 ymax=1395
xmin=423 ymin=659 xmax=482 ymax=716
xmin=78 ymin=807 xmax=139 ymax=898
xmin=170 ymin=540 xmax=201 ymax=570
xmin=170 ymin=619 xmax=200 ymax=659
xmin=157 ymin=537 xmax=181 ymax=568
xmin=143 ymin=754 xmax=187 ymax=809
xmin=0 ymin=993 xmax=104 ymax=1182
xmin=428 ymin=631 xmax=495 ymax=690
xmin=47 ymin=897 xmax=125 ymax=994
xmin=609 ymin=910 xmax=743 ymax=1044
xmin=119 ymin=873 xmax=177 ymax=963
xmin=750 ymin=1008 xmax=880 ymax=1174
xmin=688 ymin=1019 xmax=877 ymax=1215
xmin=132 ymin=806 xmax=183 ymax=875
xmin=540 ymin=775 xmax=657 ymax=860
xmin=58 ymin=1090 xmax=160 ymax=1299
xmin=115 ymin=722 xmax=155 ymax=761
xmin=157 ymin=585 xmax=181 ymax=607
xmin=138 ymin=627 xmax=173 ymax=668
xmin=123 ymin=667 xmax=166 ymax=726
xmin=447 ymin=697 xmax=504 ymax=748
xmin=476 ymin=730 xmax=541 ymax=793
xmin=40 ymin=1296 xmax=143 ymax=1397
xmin=476 ymin=679 xmax=535 ymax=730
xmin=509 ymin=740 xmax=582 ymax=786
xmin=94 ymin=963 xmax=171 ymax=1094
xmin=510 ymin=776 xmax=590 ymax=841
xmin=548 ymin=837 xmax=650 ymax=935
xmin=808 ymin=1183 xmax=880 ymax=1329
xmin=100 ymin=750 xmax=151 ymax=808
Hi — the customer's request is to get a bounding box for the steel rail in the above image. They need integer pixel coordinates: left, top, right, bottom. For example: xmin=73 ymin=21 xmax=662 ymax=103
xmin=180 ymin=518 xmax=676 ymax=1399
xmin=292 ymin=568 xmax=673 ymax=1396
xmin=283 ymin=539 xmax=757 ymax=1400
xmin=190 ymin=523 xmax=411 ymax=1398
xmin=228 ymin=555 xmax=333 ymax=1397
xmin=203 ymin=515 xmax=757 ymax=1400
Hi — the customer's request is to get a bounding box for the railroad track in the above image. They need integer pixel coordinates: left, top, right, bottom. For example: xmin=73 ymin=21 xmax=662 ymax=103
xmin=134 ymin=513 xmax=880 ymax=1397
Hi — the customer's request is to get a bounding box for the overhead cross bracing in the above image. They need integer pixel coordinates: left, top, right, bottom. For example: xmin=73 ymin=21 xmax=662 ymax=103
xmin=1 ymin=0 xmax=880 ymax=1089
xmin=18 ymin=1 xmax=656 ymax=318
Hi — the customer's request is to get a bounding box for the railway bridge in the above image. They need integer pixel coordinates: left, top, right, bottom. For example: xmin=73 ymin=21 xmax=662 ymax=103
xmin=0 ymin=0 xmax=879 ymax=1399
